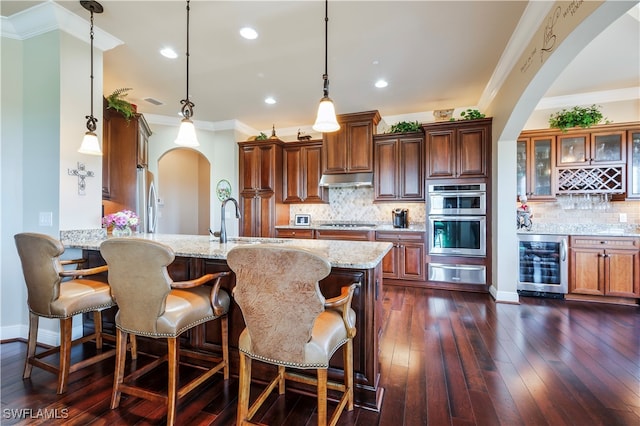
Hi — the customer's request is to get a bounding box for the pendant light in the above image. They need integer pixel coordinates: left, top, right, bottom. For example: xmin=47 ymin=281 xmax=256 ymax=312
xmin=78 ymin=1 xmax=104 ymax=155
xmin=175 ymin=0 xmax=199 ymax=147
xmin=312 ymin=0 xmax=340 ymax=133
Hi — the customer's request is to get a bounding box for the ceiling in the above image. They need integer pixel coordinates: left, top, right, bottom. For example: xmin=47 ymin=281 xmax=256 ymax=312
xmin=2 ymin=1 xmax=639 ymax=135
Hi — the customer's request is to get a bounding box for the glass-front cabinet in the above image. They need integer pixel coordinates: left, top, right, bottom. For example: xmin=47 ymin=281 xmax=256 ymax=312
xmin=517 ymin=136 xmax=555 ymax=200
xmin=557 ymin=131 xmax=625 ymax=166
xmin=628 ymin=129 xmax=640 ymax=199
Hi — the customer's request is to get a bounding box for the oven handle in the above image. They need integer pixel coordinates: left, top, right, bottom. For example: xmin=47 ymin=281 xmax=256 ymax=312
xmin=431 ymin=264 xmax=485 ymax=271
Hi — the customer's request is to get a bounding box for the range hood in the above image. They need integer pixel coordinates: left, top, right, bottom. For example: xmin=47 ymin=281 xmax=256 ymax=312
xmin=319 ymin=172 xmax=374 ymax=188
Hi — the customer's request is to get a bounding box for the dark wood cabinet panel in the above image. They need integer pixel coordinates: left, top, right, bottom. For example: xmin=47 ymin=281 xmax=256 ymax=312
xmin=374 ymin=132 xmax=424 ymax=201
xmin=101 ymin=101 xmax=151 ymax=215
xmin=275 ymin=228 xmax=315 ymax=239
xmin=283 ymin=140 xmax=327 ymax=203
xmin=238 ymin=139 xmax=288 ymax=237
xmin=517 ymin=135 xmax=556 ymax=201
xmin=423 ymin=118 xmax=491 ymax=180
xmin=315 ymin=229 xmax=373 ymax=241
xmin=375 ymin=231 xmax=425 ymax=281
xmin=322 ymin=110 xmax=381 ymax=175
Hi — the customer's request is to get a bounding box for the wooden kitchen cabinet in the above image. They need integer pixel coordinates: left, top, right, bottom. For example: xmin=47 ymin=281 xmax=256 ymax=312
xmin=314 ymin=229 xmax=373 ymax=241
xmin=283 ymin=140 xmax=328 ymax=203
xmin=322 ymin=110 xmax=381 ymax=175
xmin=375 ymin=231 xmax=425 ymax=281
xmin=569 ymin=235 xmax=640 ymax=301
xmin=422 ymin=118 xmax=491 ymax=180
xmin=274 ymin=227 xmax=315 ymax=239
xmin=626 ymin=127 xmax=640 ymax=199
xmin=374 ymin=132 xmax=425 ymax=201
xmin=102 ymin=99 xmax=151 ymax=215
xmin=238 ymin=139 xmax=289 ymax=237
xmin=557 ymin=129 xmax=626 ymax=166
xmin=517 ymin=135 xmax=556 ymax=200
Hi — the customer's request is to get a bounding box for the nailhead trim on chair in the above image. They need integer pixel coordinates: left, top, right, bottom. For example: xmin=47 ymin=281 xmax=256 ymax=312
xmin=29 ymin=303 xmax=116 ymax=319
xmin=239 ymin=337 xmax=349 ymax=369
xmin=116 ymin=313 xmax=227 ymax=338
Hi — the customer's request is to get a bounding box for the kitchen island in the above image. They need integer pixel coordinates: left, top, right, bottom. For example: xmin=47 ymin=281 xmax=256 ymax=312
xmin=62 ymin=231 xmax=392 ymax=411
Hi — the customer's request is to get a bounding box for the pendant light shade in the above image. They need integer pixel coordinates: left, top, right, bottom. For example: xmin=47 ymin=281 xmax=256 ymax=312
xmin=175 ymin=0 xmax=199 ymax=147
xmin=79 ymin=131 xmax=101 ymax=155
xmin=175 ymin=118 xmax=199 ymax=147
xmin=78 ymin=1 xmax=103 ymax=155
xmin=312 ymin=0 xmax=339 ymax=133
xmin=313 ymin=96 xmax=340 ymax=133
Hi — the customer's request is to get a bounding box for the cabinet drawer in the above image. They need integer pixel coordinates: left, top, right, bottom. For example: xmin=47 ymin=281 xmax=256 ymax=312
xmin=570 ymin=236 xmax=639 ymax=250
xmin=375 ymin=231 xmax=425 ymax=242
xmin=315 ymin=229 xmax=373 ymax=241
xmin=275 ymin=228 xmax=314 ymax=239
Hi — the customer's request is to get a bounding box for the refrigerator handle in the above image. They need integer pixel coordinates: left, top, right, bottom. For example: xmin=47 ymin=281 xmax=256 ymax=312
xmin=561 ymin=237 xmax=567 ymax=262
xmin=148 ymin=181 xmax=158 ymax=233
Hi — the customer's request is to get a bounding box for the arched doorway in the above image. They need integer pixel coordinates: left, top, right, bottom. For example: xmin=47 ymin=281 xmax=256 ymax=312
xmin=157 ymin=148 xmax=210 ymax=235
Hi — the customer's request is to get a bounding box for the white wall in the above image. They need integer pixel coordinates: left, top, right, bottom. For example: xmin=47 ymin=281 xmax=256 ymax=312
xmin=145 ymin=121 xmax=241 ymax=237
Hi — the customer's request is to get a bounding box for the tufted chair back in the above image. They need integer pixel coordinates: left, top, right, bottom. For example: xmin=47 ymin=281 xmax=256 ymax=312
xmin=15 ymin=233 xmax=77 ymax=316
xmin=100 ymin=238 xmax=175 ymax=334
xmin=227 ymin=244 xmax=331 ymax=365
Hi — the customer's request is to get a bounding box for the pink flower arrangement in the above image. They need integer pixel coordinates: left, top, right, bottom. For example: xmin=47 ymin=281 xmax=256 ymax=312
xmin=102 ymin=210 xmax=138 ymax=230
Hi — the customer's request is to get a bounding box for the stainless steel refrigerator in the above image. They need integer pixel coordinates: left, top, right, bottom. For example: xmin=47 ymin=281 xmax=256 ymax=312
xmin=136 ymin=168 xmax=158 ymax=233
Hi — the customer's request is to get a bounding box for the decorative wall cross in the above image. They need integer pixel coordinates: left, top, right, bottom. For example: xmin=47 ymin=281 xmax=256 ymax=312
xmin=68 ymin=162 xmax=95 ymax=195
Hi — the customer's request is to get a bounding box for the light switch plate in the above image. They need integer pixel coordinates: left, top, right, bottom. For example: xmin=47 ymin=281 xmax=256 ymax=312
xmin=39 ymin=212 xmax=53 ymax=227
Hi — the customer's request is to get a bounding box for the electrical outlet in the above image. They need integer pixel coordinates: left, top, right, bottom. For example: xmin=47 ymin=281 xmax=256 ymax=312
xmin=619 ymin=213 xmax=627 ymax=223
xmin=39 ymin=212 xmax=53 ymax=227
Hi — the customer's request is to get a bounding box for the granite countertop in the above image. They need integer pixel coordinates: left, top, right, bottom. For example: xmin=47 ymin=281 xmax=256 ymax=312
xmin=61 ymin=231 xmax=393 ymax=269
xmin=276 ymin=222 xmax=427 ymax=232
xmin=518 ymin=223 xmax=640 ymax=237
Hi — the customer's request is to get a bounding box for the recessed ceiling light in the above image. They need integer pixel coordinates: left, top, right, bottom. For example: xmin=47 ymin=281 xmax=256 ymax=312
xmin=160 ymin=47 xmax=178 ymax=59
xmin=265 ymin=97 xmax=276 ymax=105
xmin=375 ymin=79 xmax=388 ymax=88
xmin=240 ymin=27 xmax=258 ymax=40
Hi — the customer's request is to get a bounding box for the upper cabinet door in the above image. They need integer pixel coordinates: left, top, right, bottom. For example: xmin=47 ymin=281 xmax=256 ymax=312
xmin=457 ymin=125 xmax=488 ymax=178
xmin=627 ymin=128 xmax=640 ymax=199
xmin=558 ymin=130 xmax=625 ymax=166
xmin=322 ymin=110 xmax=380 ymax=175
xmin=423 ymin=118 xmax=491 ymax=180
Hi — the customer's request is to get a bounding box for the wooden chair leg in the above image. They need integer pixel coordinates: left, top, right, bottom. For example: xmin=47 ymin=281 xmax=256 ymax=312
xmin=57 ymin=317 xmax=73 ymax=394
xmin=221 ymin=316 xmax=229 ymax=379
xmin=317 ymin=368 xmax=328 ymax=426
xmin=129 ymin=334 xmax=137 ymax=360
xmin=344 ymin=339 xmax=354 ymax=411
xmin=93 ymin=311 xmax=103 ymax=349
xmin=237 ymin=351 xmax=251 ymax=426
xmin=110 ymin=328 xmax=128 ymax=409
xmin=278 ymin=366 xmax=286 ymax=395
xmin=23 ymin=312 xmax=38 ymax=380
xmin=167 ymin=337 xmax=179 ymax=426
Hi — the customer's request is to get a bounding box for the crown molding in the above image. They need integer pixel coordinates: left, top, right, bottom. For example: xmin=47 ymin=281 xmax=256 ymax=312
xmin=535 ymin=87 xmax=640 ymax=110
xmin=1 ymin=1 xmax=121 ymax=51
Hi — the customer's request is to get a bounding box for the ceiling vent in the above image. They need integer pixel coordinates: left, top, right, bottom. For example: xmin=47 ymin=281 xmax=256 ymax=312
xmin=144 ymin=97 xmax=163 ymax=106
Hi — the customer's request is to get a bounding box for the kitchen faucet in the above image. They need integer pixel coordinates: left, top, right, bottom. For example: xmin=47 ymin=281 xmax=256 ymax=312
xmin=217 ymin=197 xmax=241 ymax=244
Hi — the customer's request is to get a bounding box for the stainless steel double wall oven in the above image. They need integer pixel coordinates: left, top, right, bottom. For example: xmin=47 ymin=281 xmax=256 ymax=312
xmin=427 ymin=183 xmax=487 ymax=285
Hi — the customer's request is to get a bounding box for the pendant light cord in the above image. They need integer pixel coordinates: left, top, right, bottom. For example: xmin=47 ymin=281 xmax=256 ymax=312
xmin=180 ymin=0 xmax=195 ymax=120
xmin=85 ymin=7 xmax=97 ymax=132
xmin=322 ymin=0 xmax=329 ymax=97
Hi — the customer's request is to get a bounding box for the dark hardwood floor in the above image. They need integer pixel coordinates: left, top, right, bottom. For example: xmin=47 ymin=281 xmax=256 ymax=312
xmin=2 ymin=286 xmax=639 ymax=425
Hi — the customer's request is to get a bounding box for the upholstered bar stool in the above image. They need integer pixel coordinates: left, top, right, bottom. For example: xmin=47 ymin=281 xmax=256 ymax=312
xmin=227 ymin=245 xmax=359 ymax=426
xmin=100 ymin=238 xmax=230 ymax=426
xmin=14 ymin=232 xmax=117 ymax=394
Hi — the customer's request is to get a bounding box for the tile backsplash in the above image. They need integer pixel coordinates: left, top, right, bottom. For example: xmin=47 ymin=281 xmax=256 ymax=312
xmin=525 ymin=197 xmax=639 ymax=226
xmin=290 ymin=187 xmax=425 ymax=224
